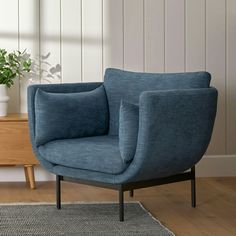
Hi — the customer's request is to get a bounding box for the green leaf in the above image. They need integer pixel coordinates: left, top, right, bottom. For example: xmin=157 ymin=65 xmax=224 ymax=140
xmin=0 ymin=48 xmax=32 ymax=88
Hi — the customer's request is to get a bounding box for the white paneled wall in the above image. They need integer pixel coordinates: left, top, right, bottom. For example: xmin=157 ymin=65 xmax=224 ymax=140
xmin=61 ymin=0 xmax=82 ymax=83
xmin=0 ymin=0 xmax=19 ymax=113
xmin=40 ymin=0 xmax=61 ymax=84
xmin=103 ymin=0 xmax=123 ymax=70
xmin=165 ymin=0 xmax=185 ymax=72
xmin=186 ymin=0 xmax=206 ymax=71
xmin=227 ymin=0 xmax=236 ymax=154
xmin=206 ymin=0 xmax=226 ymax=155
xmin=0 ymin=0 xmax=236 ymax=180
xmin=144 ymin=0 xmax=164 ymax=72
xmin=124 ymin=0 xmax=144 ymax=71
xmin=82 ymin=0 xmax=103 ymax=82
xmin=19 ymin=0 xmax=40 ymax=112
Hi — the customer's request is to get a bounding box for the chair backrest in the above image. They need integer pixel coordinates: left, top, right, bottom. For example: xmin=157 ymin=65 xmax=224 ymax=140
xmin=103 ymin=68 xmax=211 ymax=135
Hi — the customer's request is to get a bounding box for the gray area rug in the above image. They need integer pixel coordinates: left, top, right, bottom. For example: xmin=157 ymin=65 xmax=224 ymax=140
xmin=0 ymin=202 xmax=174 ymax=236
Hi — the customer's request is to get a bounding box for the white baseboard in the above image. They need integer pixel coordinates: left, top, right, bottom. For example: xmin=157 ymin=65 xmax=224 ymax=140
xmin=0 ymin=166 xmax=55 ymax=182
xmin=0 ymin=155 xmax=235 ymax=182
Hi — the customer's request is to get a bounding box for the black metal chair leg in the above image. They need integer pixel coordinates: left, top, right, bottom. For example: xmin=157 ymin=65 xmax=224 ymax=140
xmin=56 ymin=175 xmax=61 ymax=209
xmin=191 ymin=166 xmax=196 ymax=208
xmin=129 ymin=190 xmax=134 ymax=197
xmin=119 ymin=186 xmax=124 ymax=222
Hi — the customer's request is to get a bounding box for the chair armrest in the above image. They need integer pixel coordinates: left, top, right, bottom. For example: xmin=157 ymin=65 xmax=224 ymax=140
xmin=27 ymin=82 xmax=103 ymax=151
xmin=118 ymin=88 xmax=218 ymax=183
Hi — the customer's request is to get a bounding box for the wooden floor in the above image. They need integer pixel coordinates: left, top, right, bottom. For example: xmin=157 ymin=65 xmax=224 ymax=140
xmin=0 ymin=177 xmax=235 ymax=236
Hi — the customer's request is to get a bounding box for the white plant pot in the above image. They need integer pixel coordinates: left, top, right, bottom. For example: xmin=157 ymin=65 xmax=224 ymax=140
xmin=0 ymin=84 xmax=10 ymax=116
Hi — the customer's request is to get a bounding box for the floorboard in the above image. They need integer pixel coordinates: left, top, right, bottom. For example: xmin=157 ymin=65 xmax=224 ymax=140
xmin=0 ymin=177 xmax=235 ymax=236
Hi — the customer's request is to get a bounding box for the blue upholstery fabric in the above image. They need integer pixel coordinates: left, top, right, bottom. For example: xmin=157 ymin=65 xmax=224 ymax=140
xmin=52 ymin=165 xmax=117 ymax=184
xmin=39 ymin=136 xmax=128 ymax=175
xmin=119 ymin=101 xmax=139 ymax=163
xmin=113 ymin=88 xmax=218 ymax=182
xmin=34 ymin=85 xmax=108 ymax=146
xmin=27 ymin=70 xmax=217 ymax=186
xmin=50 ymin=89 xmax=217 ymax=184
xmin=27 ymin=82 xmax=102 ymax=171
xmin=104 ymin=68 xmax=211 ymax=135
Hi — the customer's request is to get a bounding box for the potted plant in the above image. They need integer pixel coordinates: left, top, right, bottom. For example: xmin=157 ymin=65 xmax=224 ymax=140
xmin=0 ymin=49 xmax=31 ymax=116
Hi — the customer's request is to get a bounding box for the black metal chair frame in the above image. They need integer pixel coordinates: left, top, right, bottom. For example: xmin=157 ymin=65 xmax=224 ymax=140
xmin=56 ymin=166 xmax=196 ymax=222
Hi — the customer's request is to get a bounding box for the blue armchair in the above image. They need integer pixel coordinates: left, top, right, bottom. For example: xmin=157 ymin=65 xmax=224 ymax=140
xmin=28 ymin=68 xmax=217 ymax=221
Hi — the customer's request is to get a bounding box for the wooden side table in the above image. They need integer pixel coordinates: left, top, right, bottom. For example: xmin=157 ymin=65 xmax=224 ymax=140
xmin=0 ymin=113 xmax=38 ymax=189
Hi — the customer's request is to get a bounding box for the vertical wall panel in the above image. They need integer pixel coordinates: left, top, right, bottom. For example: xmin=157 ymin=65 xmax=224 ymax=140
xmin=124 ymin=0 xmax=144 ymax=71
xmin=82 ymin=0 xmax=103 ymax=82
xmin=186 ymin=0 xmax=205 ymax=71
xmin=165 ymin=0 xmax=185 ymax=72
xmin=19 ymin=0 xmax=40 ymax=113
xmin=61 ymin=0 xmax=82 ymax=83
xmin=227 ymin=0 xmax=236 ymax=154
xmin=103 ymin=0 xmax=123 ymax=70
xmin=144 ymin=0 xmax=164 ymax=72
xmin=206 ymin=0 xmax=226 ymax=154
xmin=0 ymin=0 xmax=19 ymax=113
xmin=40 ymin=0 xmax=61 ymax=84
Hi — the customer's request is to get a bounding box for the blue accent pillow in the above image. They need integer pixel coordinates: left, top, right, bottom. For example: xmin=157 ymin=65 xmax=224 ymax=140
xmin=34 ymin=85 xmax=109 ymax=146
xmin=119 ymin=100 xmax=139 ymax=163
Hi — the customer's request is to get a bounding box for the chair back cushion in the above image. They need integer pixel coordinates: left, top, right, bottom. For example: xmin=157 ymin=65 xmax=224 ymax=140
xmin=34 ymin=85 xmax=109 ymax=146
xmin=119 ymin=101 xmax=139 ymax=163
xmin=104 ymin=68 xmax=211 ymax=135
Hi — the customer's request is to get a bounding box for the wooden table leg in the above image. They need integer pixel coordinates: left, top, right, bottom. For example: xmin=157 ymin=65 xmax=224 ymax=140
xmin=24 ymin=166 xmax=30 ymax=186
xmin=24 ymin=165 xmax=36 ymax=189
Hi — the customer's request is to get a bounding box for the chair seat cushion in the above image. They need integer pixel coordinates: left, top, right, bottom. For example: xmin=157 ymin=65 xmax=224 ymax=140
xmin=38 ymin=136 xmax=129 ymax=175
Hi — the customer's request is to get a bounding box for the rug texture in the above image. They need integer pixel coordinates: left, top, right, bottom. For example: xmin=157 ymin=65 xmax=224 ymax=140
xmin=0 ymin=202 xmax=174 ymax=236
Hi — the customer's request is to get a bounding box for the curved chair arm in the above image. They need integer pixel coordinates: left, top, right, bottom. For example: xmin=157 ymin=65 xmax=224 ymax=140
xmin=27 ymin=82 xmax=102 ymax=170
xmin=117 ymin=88 xmax=218 ymax=183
